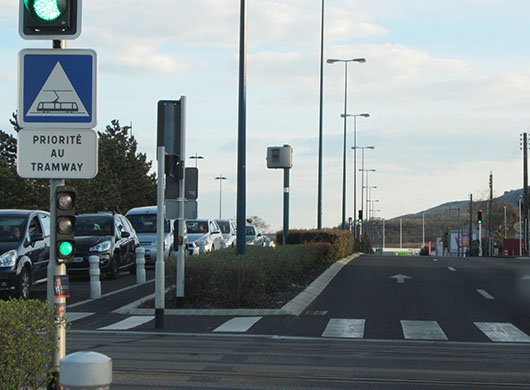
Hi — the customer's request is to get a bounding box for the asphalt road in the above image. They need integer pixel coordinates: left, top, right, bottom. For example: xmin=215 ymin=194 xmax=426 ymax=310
xmin=28 ymin=254 xmax=530 ymax=388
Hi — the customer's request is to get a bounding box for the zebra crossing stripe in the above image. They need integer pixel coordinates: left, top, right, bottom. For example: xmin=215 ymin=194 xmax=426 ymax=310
xmin=98 ymin=316 xmax=154 ymax=330
xmin=66 ymin=312 xmax=94 ymax=322
xmin=213 ymin=317 xmax=262 ymax=333
xmin=322 ymin=319 xmax=365 ymax=338
xmin=401 ymin=320 xmax=448 ymax=340
xmin=474 ymin=322 xmax=530 ymax=343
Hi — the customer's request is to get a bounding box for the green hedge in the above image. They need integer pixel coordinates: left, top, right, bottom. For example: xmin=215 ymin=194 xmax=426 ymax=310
xmin=167 ymin=244 xmax=335 ymax=308
xmin=277 ymin=229 xmax=356 ymax=259
xmin=0 ymin=299 xmax=58 ymax=390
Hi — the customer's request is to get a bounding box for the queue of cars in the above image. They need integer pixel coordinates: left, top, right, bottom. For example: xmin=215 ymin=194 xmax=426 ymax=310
xmin=0 ymin=206 xmax=272 ymax=299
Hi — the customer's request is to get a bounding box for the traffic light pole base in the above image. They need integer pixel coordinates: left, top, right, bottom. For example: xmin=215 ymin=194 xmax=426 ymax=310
xmin=155 ymin=308 xmax=164 ymax=329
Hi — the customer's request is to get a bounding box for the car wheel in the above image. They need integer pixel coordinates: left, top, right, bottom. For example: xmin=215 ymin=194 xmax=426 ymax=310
xmin=16 ymin=267 xmax=31 ymax=299
xmin=108 ymin=256 xmax=120 ymax=280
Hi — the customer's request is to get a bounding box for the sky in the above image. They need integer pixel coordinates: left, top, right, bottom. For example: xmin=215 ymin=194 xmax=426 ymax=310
xmin=1 ymin=0 xmax=530 ymax=232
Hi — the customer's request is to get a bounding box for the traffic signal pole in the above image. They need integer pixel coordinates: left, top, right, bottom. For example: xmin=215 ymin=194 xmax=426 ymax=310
xmin=47 ymin=178 xmax=66 ymax=390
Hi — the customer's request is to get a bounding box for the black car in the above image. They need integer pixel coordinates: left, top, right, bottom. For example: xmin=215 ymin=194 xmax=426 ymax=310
xmin=67 ymin=212 xmax=139 ymax=279
xmin=0 ymin=209 xmax=50 ymax=299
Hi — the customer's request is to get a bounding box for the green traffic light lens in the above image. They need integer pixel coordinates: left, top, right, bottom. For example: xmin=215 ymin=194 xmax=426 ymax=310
xmin=27 ymin=0 xmax=65 ymax=22
xmin=58 ymin=241 xmax=73 ymax=257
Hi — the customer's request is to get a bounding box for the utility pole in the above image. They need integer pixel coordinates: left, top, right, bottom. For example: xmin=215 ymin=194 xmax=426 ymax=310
xmin=488 ymin=172 xmax=493 ymax=256
xmin=523 ymin=133 xmax=529 ymax=256
xmin=469 ymin=194 xmax=473 ymax=256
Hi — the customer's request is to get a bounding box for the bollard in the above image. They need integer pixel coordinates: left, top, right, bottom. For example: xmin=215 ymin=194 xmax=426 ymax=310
xmin=89 ymin=255 xmax=101 ymax=299
xmin=136 ymin=247 xmax=146 ymax=284
xmin=61 ymin=351 xmax=112 ymax=390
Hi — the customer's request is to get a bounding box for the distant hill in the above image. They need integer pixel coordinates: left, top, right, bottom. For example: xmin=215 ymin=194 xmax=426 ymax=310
xmin=375 ymin=188 xmax=523 ymax=247
xmin=390 ymin=188 xmax=524 ymax=222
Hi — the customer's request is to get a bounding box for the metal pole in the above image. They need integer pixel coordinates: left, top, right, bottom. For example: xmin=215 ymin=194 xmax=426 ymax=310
xmin=155 ymin=146 xmax=165 ymax=328
xmin=317 ymin=0 xmax=324 ymax=230
xmin=360 ymin=151 xmax=364 ymax=238
xmin=504 ymin=205 xmax=507 ymax=238
xmin=341 ymin=62 xmax=348 ymax=230
xmin=219 ymin=176 xmax=223 ymax=219
xmin=48 ymin=178 xmax=65 ymax=390
xmin=479 ymin=223 xmax=482 ymax=257
xmin=176 ymin=97 xmax=186 ymax=308
xmin=519 ymin=197 xmax=522 ymax=256
xmin=422 ymin=212 xmax=425 ymax=248
xmin=353 ymin=116 xmax=357 ymax=237
xmin=283 ymin=168 xmax=290 ymax=245
xmin=522 ymin=133 xmax=528 ymax=255
xmin=236 ymin=0 xmax=247 ymax=255
xmin=49 ymin=39 xmax=67 ymax=390
xmin=400 ymin=218 xmax=403 ymax=249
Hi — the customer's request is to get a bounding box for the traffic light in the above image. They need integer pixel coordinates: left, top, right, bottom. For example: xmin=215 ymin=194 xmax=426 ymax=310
xmin=478 ymin=210 xmax=483 ymax=225
xmin=358 ymin=210 xmax=363 ymax=223
xmin=56 ymin=186 xmax=76 ymax=263
xmin=19 ymin=0 xmax=82 ymax=40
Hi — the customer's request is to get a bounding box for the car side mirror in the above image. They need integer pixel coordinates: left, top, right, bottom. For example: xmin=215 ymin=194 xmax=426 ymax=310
xmin=121 ymin=231 xmax=131 ymax=238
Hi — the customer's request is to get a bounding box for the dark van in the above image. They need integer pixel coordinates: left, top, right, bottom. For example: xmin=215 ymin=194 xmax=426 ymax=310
xmin=0 ymin=210 xmax=50 ymax=299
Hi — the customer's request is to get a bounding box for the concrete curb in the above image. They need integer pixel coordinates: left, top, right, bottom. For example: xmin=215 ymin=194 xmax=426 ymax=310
xmin=113 ymin=253 xmax=361 ymax=317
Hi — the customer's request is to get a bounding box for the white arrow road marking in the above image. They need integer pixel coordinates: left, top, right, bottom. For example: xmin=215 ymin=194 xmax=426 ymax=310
xmin=448 ymin=267 xmax=456 ymax=271
xmin=389 ymin=274 xmax=412 ymax=284
xmin=522 ymin=275 xmax=530 ymax=280
xmin=433 ymin=258 xmax=439 ymax=262
xmin=322 ymin=319 xmax=365 ymax=338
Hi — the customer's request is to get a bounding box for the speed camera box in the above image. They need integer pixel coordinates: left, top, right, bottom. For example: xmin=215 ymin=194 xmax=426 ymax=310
xmin=267 ymin=145 xmax=292 ymax=169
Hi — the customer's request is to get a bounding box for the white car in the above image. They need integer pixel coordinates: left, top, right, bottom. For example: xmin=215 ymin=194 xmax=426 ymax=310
xmin=215 ymin=219 xmax=237 ymax=248
xmin=186 ymin=219 xmax=223 ymax=254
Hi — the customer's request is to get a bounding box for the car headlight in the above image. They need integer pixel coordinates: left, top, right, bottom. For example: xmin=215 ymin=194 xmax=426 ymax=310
xmin=90 ymin=241 xmax=112 ymax=252
xmin=0 ymin=250 xmax=17 ymax=267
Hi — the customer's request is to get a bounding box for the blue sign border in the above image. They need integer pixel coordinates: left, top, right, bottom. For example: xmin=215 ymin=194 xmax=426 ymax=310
xmin=18 ymin=49 xmax=97 ymax=129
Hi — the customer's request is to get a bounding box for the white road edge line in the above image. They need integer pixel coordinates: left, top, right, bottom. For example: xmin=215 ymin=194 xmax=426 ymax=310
xmin=448 ymin=267 xmax=456 ymax=271
xmin=476 ymin=289 xmax=495 ymax=300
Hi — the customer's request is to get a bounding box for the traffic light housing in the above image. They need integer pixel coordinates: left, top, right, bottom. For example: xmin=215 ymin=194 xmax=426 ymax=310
xmin=478 ymin=210 xmax=483 ymax=225
xmin=56 ymin=186 xmax=76 ymax=263
xmin=19 ymin=0 xmax=82 ymax=40
xmin=358 ymin=210 xmax=363 ymax=223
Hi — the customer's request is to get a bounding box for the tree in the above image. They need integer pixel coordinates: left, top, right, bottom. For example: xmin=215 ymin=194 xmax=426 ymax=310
xmin=246 ymin=216 xmax=270 ymax=233
xmin=1 ymin=115 xmax=157 ymax=214
xmin=68 ymin=120 xmax=157 ymax=213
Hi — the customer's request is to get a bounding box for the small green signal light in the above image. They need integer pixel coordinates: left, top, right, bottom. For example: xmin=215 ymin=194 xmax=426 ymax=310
xmin=26 ymin=0 xmax=66 ymax=22
xmin=58 ymin=241 xmax=73 ymax=257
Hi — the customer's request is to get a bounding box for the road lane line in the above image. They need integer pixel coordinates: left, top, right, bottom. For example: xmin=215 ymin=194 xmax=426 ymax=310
xmin=401 ymin=320 xmax=448 ymax=340
xmin=474 ymin=322 xmax=530 ymax=342
xmin=66 ymin=312 xmax=94 ymax=322
xmin=448 ymin=267 xmax=456 ymax=271
xmin=476 ymin=289 xmax=495 ymax=300
xmin=213 ymin=317 xmax=262 ymax=333
xmin=98 ymin=316 xmax=154 ymax=330
xmin=322 ymin=319 xmax=365 ymax=338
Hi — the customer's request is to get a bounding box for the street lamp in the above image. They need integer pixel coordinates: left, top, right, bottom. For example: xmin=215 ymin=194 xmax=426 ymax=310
xmin=359 ymin=168 xmax=375 ymax=231
xmin=189 ymin=153 xmax=204 ymax=168
xmin=215 ymin=174 xmax=227 ymax=219
xmin=328 ymin=57 xmax=366 ymax=229
xmin=352 ymin=144 xmax=374 ymax=233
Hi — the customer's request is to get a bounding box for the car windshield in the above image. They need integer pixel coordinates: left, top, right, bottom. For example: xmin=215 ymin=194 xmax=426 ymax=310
xmin=127 ymin=214 xmax=170 ymax=233
xmin=75 ymin=216 xmax=114 ymax=236
xmin=186 ymin=221 xmax=208 ymax=234
xmin=0 ymin=216 xmax=27 ymax=243
xmin=245 ymin=226 xmax=255 ymax=236
xmin=216 ymin=221 xmax=230 ymax=234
